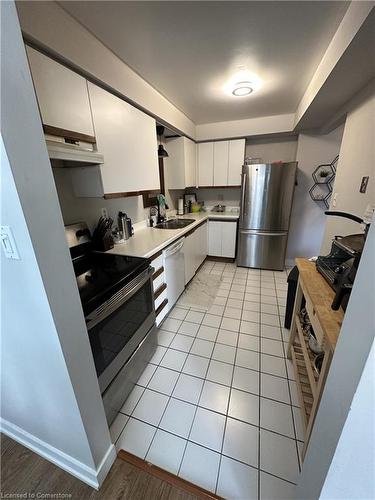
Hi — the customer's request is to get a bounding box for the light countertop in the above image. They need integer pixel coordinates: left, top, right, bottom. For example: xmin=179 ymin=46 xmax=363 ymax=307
xmin=106 ymin=211 xmax=239 ymax=259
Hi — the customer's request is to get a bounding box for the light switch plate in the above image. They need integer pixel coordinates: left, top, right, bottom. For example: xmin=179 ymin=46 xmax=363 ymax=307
xmin=1 ymin=226 xmax=20 ymax=260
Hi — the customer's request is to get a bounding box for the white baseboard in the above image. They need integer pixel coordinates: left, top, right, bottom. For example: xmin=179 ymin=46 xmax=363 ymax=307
xmin=0 ymin=418 xmax=116 ymax=489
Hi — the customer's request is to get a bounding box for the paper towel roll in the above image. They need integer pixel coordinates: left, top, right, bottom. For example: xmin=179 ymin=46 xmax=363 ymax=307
xmin=177 ymin=198 xmax=184 ymax=215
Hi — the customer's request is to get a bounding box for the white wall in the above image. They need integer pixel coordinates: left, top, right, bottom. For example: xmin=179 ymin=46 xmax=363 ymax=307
xmin=294 ymin=2 xmax=374 ymax=127
xmin=320 ymin=340 xmax=375 ymax=500
xmin=195 ymin=113 xmax=295 ymax=141
xmin=194 ymin=188 xmax=241 ymax=208
xmin=52 ymin=167 xmax=148 ymax=230
xmin=16 ymin=1 xmax=195 ymax=139
xmin=1 ymin=2 xmax=114 ymax=487
xmin=321 ymin=85 xmax=375 ymax=253
xmin=245 ymin=136 xmax=298 ymax=163
xmin=286 ymin=125 xmax=344 ymax=265
xmin=295 ymin=214 xmax=375 ymax=499
xmin=1 ymin=138 xmax=95 ymax=479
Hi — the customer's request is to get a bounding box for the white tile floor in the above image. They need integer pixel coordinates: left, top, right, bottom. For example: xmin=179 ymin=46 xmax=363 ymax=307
xmin=111 ymin=261 xmax=303 ymax=499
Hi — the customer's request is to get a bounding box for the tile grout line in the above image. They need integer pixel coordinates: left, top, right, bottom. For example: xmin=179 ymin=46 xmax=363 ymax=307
xmin=214 ymin=265 xmax=256 ymax=495
xmin=115 ymin=264 xmax=301 ymax=491
xmin=142 ymin=304 xmax=202 ymax=464
xmin=141 ymin=355 xmax=300 ymax=408
xmin=121 ymin=413 xmax=299 ymax=487
xmin=177 ymin=265 xmax=230 ymax=482
xmin=120 ymin=384 xmax=304 ymax=443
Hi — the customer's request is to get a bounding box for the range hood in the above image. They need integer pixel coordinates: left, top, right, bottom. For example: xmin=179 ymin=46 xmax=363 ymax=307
xmin=45 ymin=133 xmax=104 ymax=167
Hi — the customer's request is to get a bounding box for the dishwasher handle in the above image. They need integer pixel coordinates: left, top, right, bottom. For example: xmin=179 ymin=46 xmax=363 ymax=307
xmin=164 ymin=237 xmax=184 ymax=257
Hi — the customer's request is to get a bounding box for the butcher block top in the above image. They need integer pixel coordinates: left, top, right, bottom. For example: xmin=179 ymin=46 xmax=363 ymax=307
xmin=296 ymin=258 xmax=344 ymax=351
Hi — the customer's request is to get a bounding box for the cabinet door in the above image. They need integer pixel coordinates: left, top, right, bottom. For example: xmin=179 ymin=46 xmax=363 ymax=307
xmin=221 ymin=221 xmax=237 ymax=258
xmin=26 ymin=47 xmax=94 ymax=137
xmin=184 ymin=138 xmax=197 ymax=187
xmin=198 ymin=142 xmax=214 ymax=187
xmin=228 ymin=139 xmax=245 ymax=186
xmin=88 ymin=83 xmax=159 ymax=194
xmin=165 ymin=137 xmax=185 ymax=189
xmin=208 ymin=221 xmax=222 ymax=257
xmin=184 ymin=233 xmax=195 ymax=285
xmin=213 ymin=141 xmax=229 ymax=186
xmin=197 ymin=222 xmax=208 ymax=267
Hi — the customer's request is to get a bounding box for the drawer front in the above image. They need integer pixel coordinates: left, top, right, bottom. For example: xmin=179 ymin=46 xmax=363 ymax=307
xmin=151 ymin=254 xmax=163 ymax=271
xmin=155 ymin=288 xmax=167 ymax=310
xmin=153 ymin=272 xmax=164 ymax=292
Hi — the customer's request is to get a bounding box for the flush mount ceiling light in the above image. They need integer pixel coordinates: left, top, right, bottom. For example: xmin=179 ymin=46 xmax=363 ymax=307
xmin=232 ymin=81 xmax=254 ymax=97
xmin=223 ymin=68 xmax=261 ymax=98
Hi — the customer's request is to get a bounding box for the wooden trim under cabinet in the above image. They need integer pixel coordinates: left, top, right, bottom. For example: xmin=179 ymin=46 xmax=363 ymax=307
xmin=152 ymin=266 xmax=164 ymax=281
xmin=197 ymin=185 xmax=241 ymax=189
xmin=117 ymin=450 xmax=222 ymax=500
xmin=43 ymin=124 xmax=96 ymax=144
xmin=154 ymin=283 xmax=167 ymax=300
xmin=155 ymin=298 xmax=168 ymax=317
xmin=104 ymin=189 xmax=159 ymax=200
xmin=149 ymin=249 xmax=163 ymax=261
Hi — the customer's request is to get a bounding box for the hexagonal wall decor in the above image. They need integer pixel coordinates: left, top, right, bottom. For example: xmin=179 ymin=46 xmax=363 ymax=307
xmin=309 ymin=155 xmax=339 ymax=209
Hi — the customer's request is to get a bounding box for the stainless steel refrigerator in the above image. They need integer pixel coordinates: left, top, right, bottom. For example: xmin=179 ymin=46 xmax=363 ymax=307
xmin=237 ymin=162 xmax=297 ymax=270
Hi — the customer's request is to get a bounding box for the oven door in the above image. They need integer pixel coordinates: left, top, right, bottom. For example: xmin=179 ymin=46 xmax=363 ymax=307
xmin=85 ymin=266 xmax=155 ymax=393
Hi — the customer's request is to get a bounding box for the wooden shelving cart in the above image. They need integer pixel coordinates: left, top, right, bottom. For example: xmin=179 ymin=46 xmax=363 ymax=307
xmin=287 ymin=258 xmax=344 ymax=459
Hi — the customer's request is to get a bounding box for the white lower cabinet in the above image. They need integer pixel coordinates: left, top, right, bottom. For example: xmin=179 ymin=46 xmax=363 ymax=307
xmin=208 ymin=220 xmax=237 ymax=258
xmin=151 ymin=253 xmax=168 ymax=326
xmin=184 ymin=232 xmax=195 ymax=285
xmin=184 ymin=222 xmax=208 ymax=284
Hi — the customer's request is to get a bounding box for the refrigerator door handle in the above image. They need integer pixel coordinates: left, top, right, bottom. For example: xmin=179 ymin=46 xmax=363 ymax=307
xmin=239 ymin=229 xmax=288 ymax=236
xmin=240 ymin=171 xmax=247 ymax=225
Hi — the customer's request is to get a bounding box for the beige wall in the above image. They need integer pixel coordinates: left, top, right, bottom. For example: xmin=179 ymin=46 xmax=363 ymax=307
xmin=196 ymin=113 xmax=295 ymax=141
xmin=245 ymin=136 xmax=298 ymax=163
xmin=52 ymin=167 xmax=149 ymax=230
xmin=321 ymin=85 xmax=375 ymax=253
xmin=286 ymin=126 xmax=344 ymax=264
xmin=1 ymin=1 xmax=114 ymax=486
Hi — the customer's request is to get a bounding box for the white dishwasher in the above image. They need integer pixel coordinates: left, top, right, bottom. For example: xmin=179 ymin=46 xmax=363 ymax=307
xmin=163 ymin=237 xmax=185 ymax=313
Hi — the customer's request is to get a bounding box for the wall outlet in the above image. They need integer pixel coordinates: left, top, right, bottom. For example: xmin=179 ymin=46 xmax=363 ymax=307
xmin=101 ymin=207 xmax=108 ymax=218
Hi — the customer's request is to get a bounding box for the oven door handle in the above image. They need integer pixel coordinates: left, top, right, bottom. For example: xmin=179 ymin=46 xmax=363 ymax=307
xmin=85 ymin=266 xmax=154 ymax=330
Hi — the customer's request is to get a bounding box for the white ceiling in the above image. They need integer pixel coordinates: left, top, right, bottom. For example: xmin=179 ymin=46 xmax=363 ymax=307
xmin=60 ymin=1 xmax=349 ymax=124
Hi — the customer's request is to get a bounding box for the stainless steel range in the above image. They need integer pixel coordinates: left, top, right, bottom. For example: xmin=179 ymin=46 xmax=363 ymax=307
xmin=65 ymin=222 xmax=157 ymax=425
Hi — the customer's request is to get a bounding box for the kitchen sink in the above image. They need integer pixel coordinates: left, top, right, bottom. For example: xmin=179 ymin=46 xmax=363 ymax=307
xmin=154 ymin=218 xmax=196 ymax=229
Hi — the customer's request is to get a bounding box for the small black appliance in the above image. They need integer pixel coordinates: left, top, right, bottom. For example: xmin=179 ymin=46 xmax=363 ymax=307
xmin=316 ymin=211 xmax=370 ymax=311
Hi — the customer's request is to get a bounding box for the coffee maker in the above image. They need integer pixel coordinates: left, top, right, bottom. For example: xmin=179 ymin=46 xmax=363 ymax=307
xmin=316 ymin=211 xmax=370 ymax=311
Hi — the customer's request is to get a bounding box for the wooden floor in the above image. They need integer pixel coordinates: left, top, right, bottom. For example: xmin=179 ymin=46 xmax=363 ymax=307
xmin=0 ymin=434 xmax=199 ymax=500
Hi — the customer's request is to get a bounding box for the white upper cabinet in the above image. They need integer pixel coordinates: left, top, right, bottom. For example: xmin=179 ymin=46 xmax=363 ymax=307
xmin=165 ymin=137 xmax=196 ymax=189
xmin=88 ymin=82 xmax=159 ymax=194
xmin=213 ymin=141 xmax=229 ymax=186
xmin=198 ymin=139 xmax=245 ymax=187
xmin=198 ymin=142 xmax=214 ymax=186
xmin=185 ymin=137 xmax=197 ymax=187
xmin=228 ymin=139 xmax=246 ymax=186
xmin=26 ymin=46 xmax=95 ymax=137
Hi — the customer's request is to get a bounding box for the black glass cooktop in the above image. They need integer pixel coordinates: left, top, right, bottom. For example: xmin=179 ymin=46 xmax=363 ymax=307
xmin=72 ymin=252 xmax=150 ymax=315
